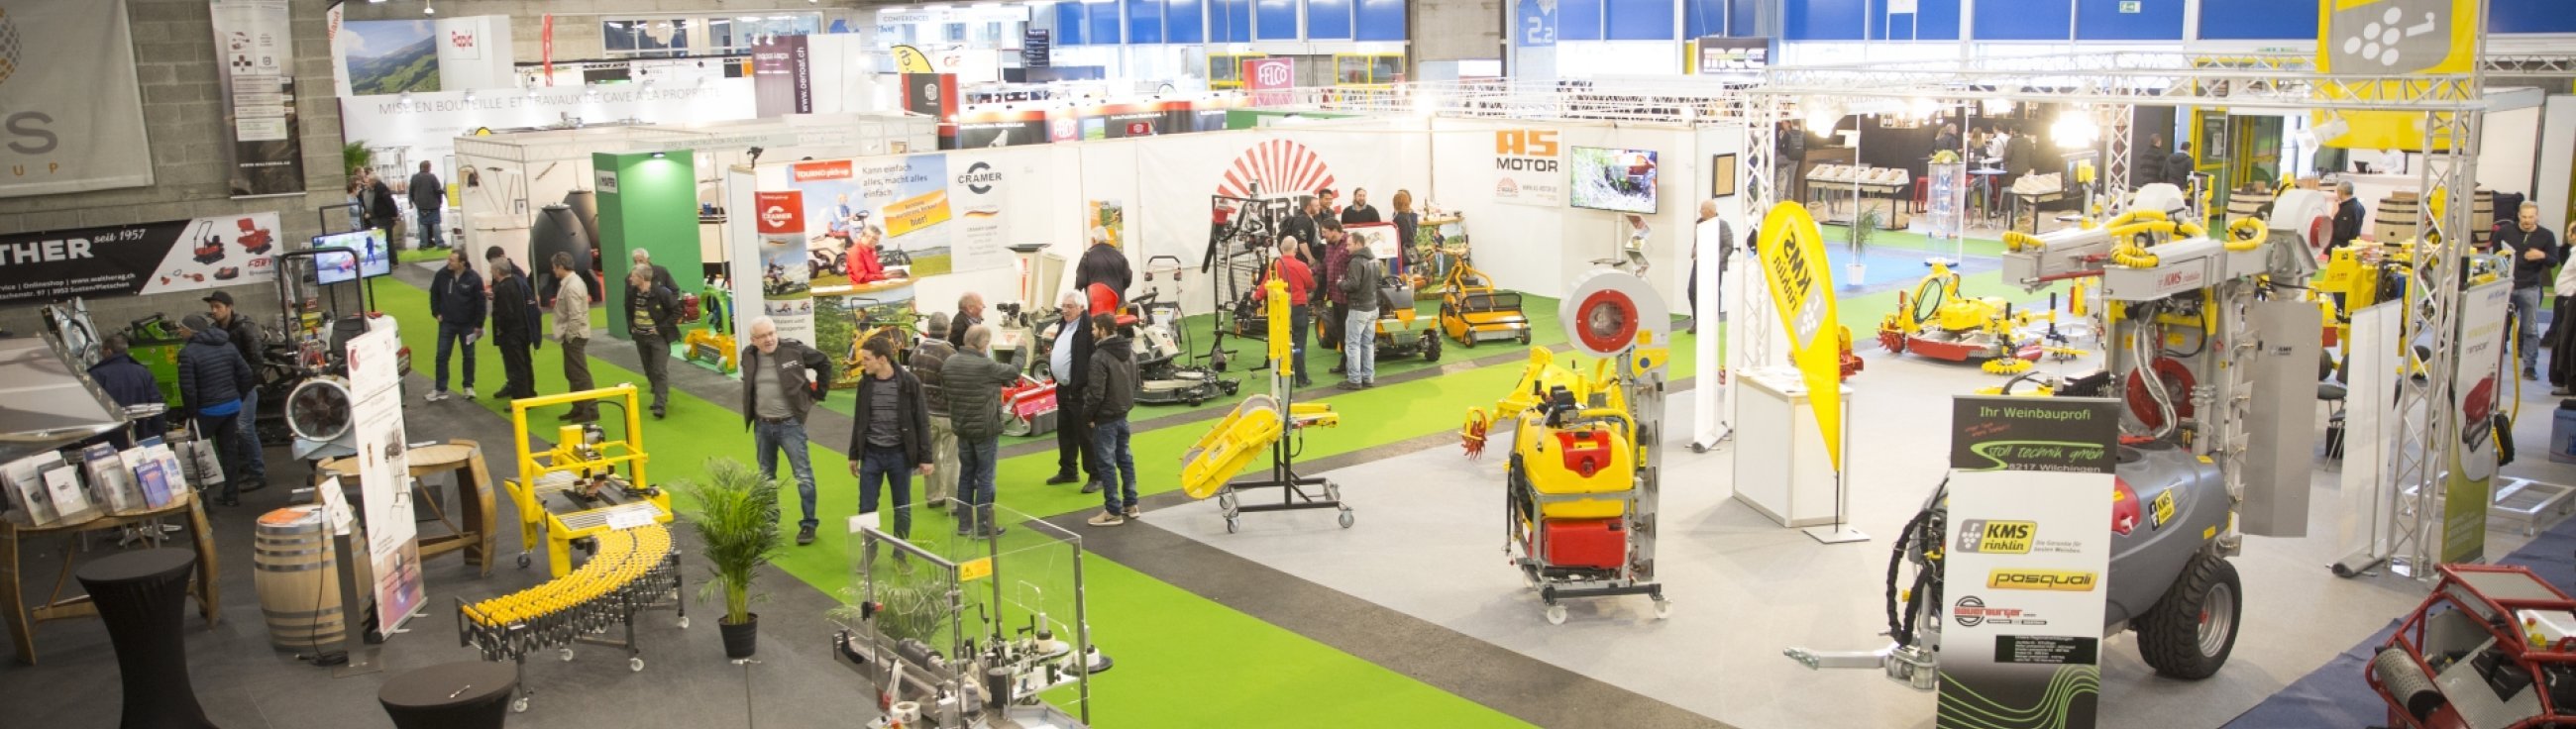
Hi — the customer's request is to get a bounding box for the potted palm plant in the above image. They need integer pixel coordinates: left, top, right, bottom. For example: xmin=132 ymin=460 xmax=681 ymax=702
xmin=1845 ymin=207 xmax=1881 ymax=289
xmin=676 ymin=458 xmax=784 ymax=660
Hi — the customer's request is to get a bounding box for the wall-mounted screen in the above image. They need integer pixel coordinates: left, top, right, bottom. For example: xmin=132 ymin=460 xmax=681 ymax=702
xmin=1568 ymin=147 xmax=1661 ymax=214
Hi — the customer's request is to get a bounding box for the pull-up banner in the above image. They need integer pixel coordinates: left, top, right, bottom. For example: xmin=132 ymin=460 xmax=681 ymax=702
xmin=0 ymin=1 xmax=157 ymax=199
xmin=1938 ymin=395 xmax=2117 ymax=729
xmin=210 ymin=0 xmax=307 ymax=197
xmin=0 ymin=213 xmax=283 ymax=305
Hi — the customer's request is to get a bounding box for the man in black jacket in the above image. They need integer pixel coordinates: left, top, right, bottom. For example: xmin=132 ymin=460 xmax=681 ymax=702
xmin=848 ymin=336 xmax=932 ymax=541
xmin=2332 ymin=181 xmax=2367 ymax=248
xmin=1280 ymin=196 xmax=1321 ymax=252
xmin=911 ymin=313 xmax=958 ymax=513
xmin=1084 ymin=314 xmax=1141 ymax=526
xmin=742 ymin=316 xmax=835 ymax=545
xmin=954 ymin=292 xmax=987 ymax=337
xmin=364 ymin=168 xmax=399 ymax=245
xmin=1074 ymin=226 xmax=1131 ymax=312
xmin=409 ymin=161 xmax=445 ymax=251
xmin=943 ymin=325 xmax=1022 ymax=537
xmin=429 ymin=250 xmax=485 ymax=401
xmin=1340 ymin=187 xmax=1382 ymax=225
xmin=203 ymin=290 xmax=268 ymax=492
xmin=485 ymin=247 xmax=542 ymax=399
xmin=2499 ymin=201 xmax=2560 ymax=378
xmin=624 ymin=266 xmax=683 ymax=418
xmin=88 ymin=335 xmax=165 ymax=448
xmin=1043 ymin=292 xmax=1101 ymax=491
xmin=175 ymin=314 xmax=258 ymax=506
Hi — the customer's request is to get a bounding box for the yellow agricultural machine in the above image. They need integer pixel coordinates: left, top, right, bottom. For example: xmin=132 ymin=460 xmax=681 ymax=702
xmin=1181 ymin=277 xmax=1352 ymax=533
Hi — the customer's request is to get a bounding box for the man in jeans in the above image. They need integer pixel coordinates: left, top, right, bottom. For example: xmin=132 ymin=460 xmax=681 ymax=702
xmin=205 ymin=291 xmax=268 ymax=492
xmin=942 ymin=325 xmax=1022 ymax=537
xmin=1339 ymin=230 xmax=1381 ymax=389
xmin=549 ymin=253 xmax=598 ymax=421
xmin=909 ymin=314 xmax=959 ymax=512
xmin=427 ymin=251 xmax=483 ymax=401
xmin=409 ymin=161 xmax=445 ymax=250
xmin=1084 ymin=314 xmax=1141 ymax=526
xmin=847 ymin=336 xmax=932 ymax=541
xmin=624 ymin=266 xmax=682 ymax=418
xmin=739 ymin=317 xmax=834 ymax=545
xmin=2498 ymin=201 xmax=2560 ymax=378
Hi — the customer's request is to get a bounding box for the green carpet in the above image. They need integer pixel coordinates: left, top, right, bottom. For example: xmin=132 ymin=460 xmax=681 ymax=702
xmin=376 ymin=278 xmax=1531 ymax=728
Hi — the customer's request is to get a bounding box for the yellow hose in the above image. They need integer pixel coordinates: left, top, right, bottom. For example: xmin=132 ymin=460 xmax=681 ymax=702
xmin=2002 ymin=231 xmax=2047 ymax=253
xmin=2222 ymin=218 xmax=2266 ymax=252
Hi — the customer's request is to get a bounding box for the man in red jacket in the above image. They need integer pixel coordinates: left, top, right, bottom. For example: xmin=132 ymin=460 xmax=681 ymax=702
xmin=1256 ymin=236 xmax=1316 ymax=387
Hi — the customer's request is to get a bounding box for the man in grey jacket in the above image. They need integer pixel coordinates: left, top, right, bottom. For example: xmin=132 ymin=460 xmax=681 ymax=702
xmin=942 ymin=325 xmax=1024 ymax=538
xmin=740 ymin=316 xmax=835 ymax=545
xmin=910 ymin=313 xmax=959 ymax=512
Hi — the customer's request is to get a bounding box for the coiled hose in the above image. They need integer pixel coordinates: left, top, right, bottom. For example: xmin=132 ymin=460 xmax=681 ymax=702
xmin=1884 ymin=477 xmax=1948 ymax=648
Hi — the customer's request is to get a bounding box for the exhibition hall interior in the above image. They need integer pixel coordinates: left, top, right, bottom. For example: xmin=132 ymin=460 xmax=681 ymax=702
xmin=13 ymin=0 xmax=2576 ymax=727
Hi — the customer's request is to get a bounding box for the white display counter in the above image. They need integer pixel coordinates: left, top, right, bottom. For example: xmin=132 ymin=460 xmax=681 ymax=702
xmin=1732 ymin=369 xmax=1851 ymax=529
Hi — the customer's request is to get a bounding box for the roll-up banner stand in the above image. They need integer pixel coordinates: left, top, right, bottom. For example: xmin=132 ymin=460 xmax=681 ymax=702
xmin=346 ymin=326 xmax=423 ymax=634
xmin=1939 ymin=395 xmax=2116 ymax=729
xmin=210 ymin=0 xmax=306 ymax=198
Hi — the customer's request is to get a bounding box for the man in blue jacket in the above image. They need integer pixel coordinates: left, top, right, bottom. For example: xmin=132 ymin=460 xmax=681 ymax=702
xmin=429 ymin=249 xmax=485 ymax=401
xmin=175 ymin=314 xmax=258 ymax=506
xmin=88 ymin=334 xmax=165 ymax=448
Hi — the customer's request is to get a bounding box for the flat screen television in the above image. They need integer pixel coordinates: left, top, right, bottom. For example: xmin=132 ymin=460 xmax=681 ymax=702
xmin=311 ymin=230 xmax=391 ymax=279
xmin=311 ymin=249 xmax=361 ymax=285
xmin=1567 ymin=147 xmax=1661 ymax=214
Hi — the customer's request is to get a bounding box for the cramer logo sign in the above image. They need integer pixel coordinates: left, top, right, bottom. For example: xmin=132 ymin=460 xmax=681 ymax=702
xmin=1955 ymin=519 xmax=2035 ymax=554
xmin=1987 ymin=569 xmax=2098 ymax=592
xmin=955 ymin=160 xmax=1001 ymax=194
xmin=1492 ymin=129 xmax=1563 ymax=207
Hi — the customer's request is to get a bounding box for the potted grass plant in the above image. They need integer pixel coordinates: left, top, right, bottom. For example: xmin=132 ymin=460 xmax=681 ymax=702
xmin=676 ymin=458 xmax=784 ymax=660
xmin=1846 ymin=207 xmax=1881 ymax=289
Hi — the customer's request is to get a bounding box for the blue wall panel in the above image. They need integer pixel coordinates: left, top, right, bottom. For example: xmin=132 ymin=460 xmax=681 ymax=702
xmin=1056 ymin=2 xmax=1087 ymax=44
xmin=2075 ymin=0 xmax=2181 ymax=41
xmin=1783 ymin=0 xmax=1865 ymax=41
xmin=1973 ymin=0 xmax=2071 ymax=41
xmin=1559 ymin=0 xmax=1603 ymax=41
xmin=1167 ymin=0 xmax=1205 ymax=43
xmin=1606 ymin=0 xmax=1674 ymax=40
xmin=1355 ymin=0 xmax=1407 ymax=41
xmin=1255 ymin=0 xmax=1298 ymax=39
xmin=1911 ymin=0 xmax=1961 ymax=40
xmin=1212 ymin=0 xmax=1252 ymax=41
xmin=1128 ymin=0 xmax=1163 ymax=43
xmin=1729 ymin=0 xmax=1755 ymax=38
xmin=1088 ymin=0 xmax=1122 ymax=44
xmin=1683 ymin=0 xmax=1723 ymax=39
xmin=2494 ymin=0 xmax=2576 ymax=34
xmin=1308 ymin=0 xmax=1353 ymax=39
xmin=2195 ymin=0 xmax=2309 ymax=40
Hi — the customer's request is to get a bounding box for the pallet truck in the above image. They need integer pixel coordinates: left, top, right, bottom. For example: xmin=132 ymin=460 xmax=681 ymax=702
xmin=1180 ymin=276 xmax=1352 ymax=534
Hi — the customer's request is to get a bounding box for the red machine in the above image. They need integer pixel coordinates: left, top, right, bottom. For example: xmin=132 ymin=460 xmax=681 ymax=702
xmin=2369 ymin=564 xmax=2576 ymax=729
xmin=679 ymin=293 xmax=702 ymax=324
xmin=1000 ymin=375 xmax=1060 ymax=437
xmin=236 ymin=218 xmax=273 ymax=254
xmin=189 ymin=220 xmax=226 ymax=264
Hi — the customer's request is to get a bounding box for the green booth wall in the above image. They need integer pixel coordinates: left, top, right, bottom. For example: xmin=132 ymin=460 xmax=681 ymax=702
xmin=592 ymin=151 xmax=704 ymax=340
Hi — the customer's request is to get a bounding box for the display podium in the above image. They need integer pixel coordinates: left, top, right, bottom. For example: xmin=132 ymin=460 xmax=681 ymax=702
xmin=1732 ymin=370 xmax=1851 ymax=529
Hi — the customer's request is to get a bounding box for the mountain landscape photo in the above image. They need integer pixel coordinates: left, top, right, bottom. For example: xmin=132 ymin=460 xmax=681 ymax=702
xmin=345 ymin=20 xmax=440 ymax=95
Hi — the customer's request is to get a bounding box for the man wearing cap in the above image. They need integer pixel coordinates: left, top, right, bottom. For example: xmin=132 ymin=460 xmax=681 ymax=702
xmin=486 ymin=246 xmax=543 ymax=399
xmin=174 ymin=313 xmax=258 ymax=506
xmin=204 ymin=290 xmax=268 ymax=492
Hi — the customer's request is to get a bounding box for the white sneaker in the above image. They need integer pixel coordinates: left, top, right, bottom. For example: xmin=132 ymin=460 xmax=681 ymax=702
xmin=464 ymin=387 xmax=478 ymax=398
xmin=425 ymin=390 xmax=446 ymax=402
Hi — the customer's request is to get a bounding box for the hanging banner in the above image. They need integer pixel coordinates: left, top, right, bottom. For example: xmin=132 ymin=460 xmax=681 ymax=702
xmin=1244 ymin=57 xmax=1295 ymax=107
xmin=2442 ymin=278 xmax=2512 ymax=563
xmin=1492 ymin=129 xmax=1565 ymax=207
xmin=0 ymin=213 xmax=282 ymax=305
xmin=1755 ymin=203 xmax=1845 ymax=471
xmin=752 ymin=36 xmax=812 ymax=117
xmin=753 ymin=189 xmax=816 ymax=345
xmin=2312 ymin=0 xmax=2481 ymax=151
xmin=0 ymin=1 xmax=156 ymax=199
xmin=1940 ymin=395 xmax=2117 ymax=729
xmin=948 ymin=156 xmax=1012 ymax=273
xmin=210 ymin=0 xmax=306 ymax=197
xmin=346 ymin=326 xmax=423 ymax=632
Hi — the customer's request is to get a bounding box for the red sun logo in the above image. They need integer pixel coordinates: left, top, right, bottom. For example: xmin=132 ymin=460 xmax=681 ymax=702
xmin=1215 ymin=139 xmax=1336 ymax=201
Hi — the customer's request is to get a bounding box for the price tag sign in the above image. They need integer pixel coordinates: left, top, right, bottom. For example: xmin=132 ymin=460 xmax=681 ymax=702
xmin=606 ymin=507 xmax=655 ymax=531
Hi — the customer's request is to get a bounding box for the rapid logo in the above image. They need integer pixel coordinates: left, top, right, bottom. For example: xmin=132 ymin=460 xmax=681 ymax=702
xmin=1987 ymin=569 xmax=2098 ymax=592
xmin=1955 ymin=519 xmax=2035 ymax=554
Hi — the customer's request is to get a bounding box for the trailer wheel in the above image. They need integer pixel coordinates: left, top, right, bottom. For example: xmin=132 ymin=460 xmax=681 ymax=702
xmin=2137 ymin=553 xmax=2241 ymax=680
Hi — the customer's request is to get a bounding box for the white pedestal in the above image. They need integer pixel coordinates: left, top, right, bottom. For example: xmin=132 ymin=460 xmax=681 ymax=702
xmin=1733 ymin=369 xmax=1852 ymax=530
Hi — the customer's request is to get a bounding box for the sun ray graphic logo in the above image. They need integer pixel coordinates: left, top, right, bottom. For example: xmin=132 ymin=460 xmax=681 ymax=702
xmin=0 ymin=7 xmax=20 ymax=87
xmin=1214 ymin=139 xmax=1336 ymax=200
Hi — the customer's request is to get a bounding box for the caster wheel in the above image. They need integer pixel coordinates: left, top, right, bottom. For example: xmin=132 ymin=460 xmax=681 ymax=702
xmin=678 ymin=616 xmax=691 ymax=629
xmin=1225 ymin=517 xmax=1240 ymax=534
xmin=630 ymin=657 xmax=645 ymax=673
xmin=1545 ymin=604 xmax=1568 ymax=625
xmin=1338 ymin=510 xmax=1355 ymax=529
xmin=517 ymin=553 xmax=532 ymax=570
xmin=560 ymin=648 xmax=575 ymax=662
xmin=1691 ymin=442 xmax=1709 ymax=454
xmin=512 ymin=697 xmax=529 ymax=713
xmin=1216 ymin=493 xmax=1235 ymax=512
xmin=1654 ymin=599 xmax=1673 ymax=620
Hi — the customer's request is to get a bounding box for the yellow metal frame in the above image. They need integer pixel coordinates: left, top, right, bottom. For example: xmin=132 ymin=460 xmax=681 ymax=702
xmin=1210 ymin=52 xmax=1267 ymax=89
xmin=1332 ymin=52 xmax=1405 ymax=87
xmin=502 ymin=384 xmax=671 ymax=577
xmin=1180 ymin=278 xmax=1340 ymax=500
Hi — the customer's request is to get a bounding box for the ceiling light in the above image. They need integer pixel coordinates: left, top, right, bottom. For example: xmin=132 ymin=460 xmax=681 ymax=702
xmin=423 ymin=2 xmax=435 ymax=15
xmin=651 ymin=152 xmax=668 ymax=158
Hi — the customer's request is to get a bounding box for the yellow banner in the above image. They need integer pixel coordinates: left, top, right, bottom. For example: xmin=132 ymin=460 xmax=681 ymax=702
xmin=1757 ymin=203 xmax=1844 ymax=472
xmin=2312 ymin=0 xmax=2481 ymax=151
xmin=883 ymin=188 xmax=953 ymax=238
xmin=893 ymin=45 xmax=935 ymax=73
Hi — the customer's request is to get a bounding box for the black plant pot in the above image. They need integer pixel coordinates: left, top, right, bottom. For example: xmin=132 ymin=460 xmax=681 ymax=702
xmin=720 ymin=613 xmax=759 ymax=659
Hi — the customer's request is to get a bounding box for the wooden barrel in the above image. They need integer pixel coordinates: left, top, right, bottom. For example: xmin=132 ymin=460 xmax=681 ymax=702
xmin=2373 ymin=192 xmax=2420 ymax=243
xmin=254 ymin=505 xmax=345 ymax=651
xmin=2228 ymin=190 xmax=2275 ymax=226
xmin=2472 ymin=188 xmax=2496 ymax=246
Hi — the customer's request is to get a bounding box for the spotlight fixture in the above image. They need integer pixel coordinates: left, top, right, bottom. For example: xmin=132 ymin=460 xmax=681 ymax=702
xmin=651 ymin=152 xmax=668 ymax=158
xmin=423 ymin=1 xmax=435 ymax=15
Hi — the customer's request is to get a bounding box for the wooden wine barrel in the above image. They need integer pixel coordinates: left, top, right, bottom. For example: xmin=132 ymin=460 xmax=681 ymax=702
xmin=2373 ymin=192 xmax=2420 ymax=243
xmin=2227 ymin=190 xmax=2275 ymax=226
xmin=254 ymin=505 xmax=345 ymax=651
xmin=2471 ymin=188 xmax=2496 ymax=246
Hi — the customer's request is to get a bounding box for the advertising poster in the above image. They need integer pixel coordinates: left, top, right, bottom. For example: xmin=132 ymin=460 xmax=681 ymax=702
xmin=1492 ymin=129 xmax=1565 ymax=207
xmin=341 ymin=20 xmax=441 ymax=94
xmin=0 ymin=1 xmax=157 ymax=199
xmin=1089 ymin=199 xmax=1127 ymax=252
xmin=903 ymin=73 xmax=960 ymax=148
xmin=789 ymin=156 xmax=957 ymax=290
xmin=946 ymin=156 xmax=1013 ymax=274
xmin=1940 ymin=395 xmax=2118 ymax=729
xmin=1244 ymin=57 xmax=1295 ymax=106
xmin=958 ymin=108 xmax=1050 ymax=149
xmin=0 ymin=213 xmax=282 ymax=305
xmin=2442 ymin=278 xmax=2512 ymax=563
xmin=210 ymin=0 xmax=306 ymax=197
xmin=753 ymin=189 xmax=816 ymax=344
xmin=751 ymin=35 xmax=812 ymax=117
xmin=346 ymin=327 xmax=423 ymax=632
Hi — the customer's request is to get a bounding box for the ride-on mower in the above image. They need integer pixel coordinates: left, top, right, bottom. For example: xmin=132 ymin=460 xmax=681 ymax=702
xmin=1369 ymin=273 xmax=1442 ymax=363
xmin=1439 ymin=261 xmax=1531 ymax=348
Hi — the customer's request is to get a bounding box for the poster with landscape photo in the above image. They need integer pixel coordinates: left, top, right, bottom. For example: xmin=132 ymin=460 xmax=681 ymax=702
xmin=343 ymin=20 xmax=441 ymax=96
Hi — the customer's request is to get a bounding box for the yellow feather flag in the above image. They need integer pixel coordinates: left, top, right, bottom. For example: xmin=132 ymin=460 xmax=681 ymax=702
xmin=893 ymin=46 xmax=935 ymax=74
xmin=1756 ymin=202 xmax=1844 ymax=472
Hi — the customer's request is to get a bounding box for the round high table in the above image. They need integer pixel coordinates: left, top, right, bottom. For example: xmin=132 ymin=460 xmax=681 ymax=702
xmin=74 ymin=548 xmax=215 ymax=729
xmin=378 ymin=661 xmax=517 ymax=728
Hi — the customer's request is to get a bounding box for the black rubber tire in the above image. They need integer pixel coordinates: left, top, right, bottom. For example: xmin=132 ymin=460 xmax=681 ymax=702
xmin=2136 ymin=554 xmax=2241 ymax=680
xmin=1424 ymin=333 xmax=1443 ymax=363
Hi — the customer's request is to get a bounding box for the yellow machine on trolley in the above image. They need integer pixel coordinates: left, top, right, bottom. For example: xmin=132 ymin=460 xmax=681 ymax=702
xmin=500 ymin=384 xmax=672 ymax=577
xmin=1877 ymin=257 xmax=2090 ymax=374
xmin=1181 ymin=277 xmax=1352 ymax=533
xmin=1498 ymin=268 xmax=1670 ymax=624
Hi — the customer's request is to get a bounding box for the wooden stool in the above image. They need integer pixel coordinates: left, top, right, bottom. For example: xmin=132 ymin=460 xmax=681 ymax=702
xmin=378 ymin=661 xmax=517 ymax=728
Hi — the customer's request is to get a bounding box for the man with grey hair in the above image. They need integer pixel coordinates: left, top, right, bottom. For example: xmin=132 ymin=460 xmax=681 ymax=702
xmin=1045 ymin=290 xmax=1101 ymax=491
xmin=1075 ymin=227 xmax=1131 ymax=315
xmin=942 ymin=325 xmax=1022 ymax=537
xmin=629 ymin=247 xmax=677 ymax=295
xmin=955 ymin=292 xmax=987 ymax=337
xmin=2331 ymin=180 xmax=2366 ymax=249
xmin=2499 ymin=200 xmax=2559 ymax=378
xmin=625 ymin=265 xmax=683 ymax=418
xmin=910 ymin=312 xmax=960 ymax=512
xmin=740 ymin=316 xmax=835 ymax=545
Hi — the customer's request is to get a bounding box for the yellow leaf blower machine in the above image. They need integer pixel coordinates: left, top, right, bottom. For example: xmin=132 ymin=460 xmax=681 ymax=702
xmin=1502 ymin=268 xmax=1671 ymax=625
xmin=1180 ymin=277 xmax=1352 ymax=534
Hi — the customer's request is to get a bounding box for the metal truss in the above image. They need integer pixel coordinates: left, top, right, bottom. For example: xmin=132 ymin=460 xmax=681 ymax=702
xmin=1754 ymin=52 xmax=2486 ymax=115
xmin=1277 ymin=78 xmax=1758 ymax=125
xmin=2484 ymin=54 xmax=2576 ymax=80
xmin=2386 ymin=107 xmax=2483 ymax=577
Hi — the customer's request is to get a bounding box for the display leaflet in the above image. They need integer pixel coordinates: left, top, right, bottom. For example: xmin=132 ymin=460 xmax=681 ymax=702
xmin=1939 ymin=395 xmax=2117 ymax=729
xmin=2442 ymin=279 xmax=2512 ymax=563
